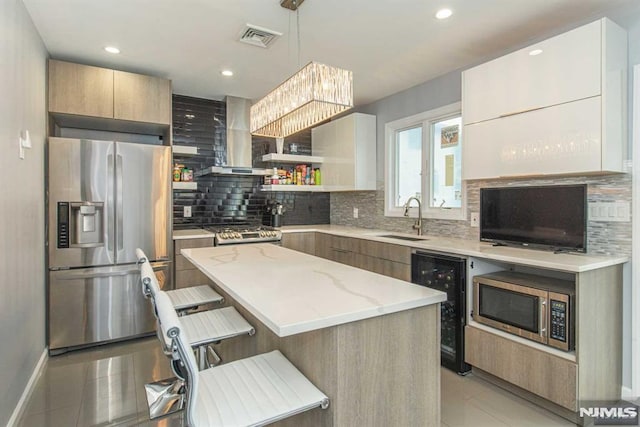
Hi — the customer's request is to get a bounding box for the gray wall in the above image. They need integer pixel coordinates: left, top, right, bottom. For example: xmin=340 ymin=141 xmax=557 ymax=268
xmin=0 ymin=0 xmax=48 ymax=424
xmin=334 ymin=15 xmax=640 ymax=391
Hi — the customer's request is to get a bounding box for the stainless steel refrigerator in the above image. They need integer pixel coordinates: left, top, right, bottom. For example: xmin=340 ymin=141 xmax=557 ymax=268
xmin=47 ymin=137 xmax=172 ymax=354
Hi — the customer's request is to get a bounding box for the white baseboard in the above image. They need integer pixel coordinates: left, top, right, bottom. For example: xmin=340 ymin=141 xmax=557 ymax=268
xmin=622 ymin=386 xmax=637 ymax=401
xmin=6 ymin=347 xmax=48 ymax=427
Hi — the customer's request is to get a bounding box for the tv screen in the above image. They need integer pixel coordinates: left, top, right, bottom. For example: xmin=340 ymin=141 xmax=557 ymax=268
xmin=480 ymin=185 xmax=587 ymax=252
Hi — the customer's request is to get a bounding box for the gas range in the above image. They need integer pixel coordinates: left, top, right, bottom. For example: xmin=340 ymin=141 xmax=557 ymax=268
xmin=205 ymin=225 xmax=282 ymax=246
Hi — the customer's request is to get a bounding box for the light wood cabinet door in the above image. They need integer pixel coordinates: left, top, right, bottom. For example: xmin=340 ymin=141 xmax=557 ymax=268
xmin=465 ymin=326 xmax=577 ymax=411
xmin=281 ymin=232 xmax=316 ymax=256
xmin=174 ymin=238 xmax=215 ymax=288
xmin=48 ymin=60 xmax=114 ymax=118
xmin=114 ymin=70 xmax=172 ymax=124
xmin=314 ymin=233 xmax=333 ymax=260
xmin=356 ymin=239 xmax=411 ymax=264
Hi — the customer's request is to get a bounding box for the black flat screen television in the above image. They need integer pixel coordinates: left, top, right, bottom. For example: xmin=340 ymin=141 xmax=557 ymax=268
xmin=480 ymin=185 xmax=587 ymax=252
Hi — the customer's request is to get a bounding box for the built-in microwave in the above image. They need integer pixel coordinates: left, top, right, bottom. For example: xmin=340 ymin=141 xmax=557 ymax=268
xmin=473 ymin=271 xmax=575 ymax=352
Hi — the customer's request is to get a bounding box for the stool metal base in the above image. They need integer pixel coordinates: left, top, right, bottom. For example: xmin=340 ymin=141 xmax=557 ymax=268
xmin=144 ymin=377 xmax=185 ymax=420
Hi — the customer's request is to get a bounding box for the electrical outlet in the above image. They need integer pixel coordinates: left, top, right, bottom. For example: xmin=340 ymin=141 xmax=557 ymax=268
xmin=353 ymin=207 xmax=359 ymax=219
xmin=184 ymin=206 xmax=192 ymax=218
xmin=470 ymin=212 xmax=479 ymax=227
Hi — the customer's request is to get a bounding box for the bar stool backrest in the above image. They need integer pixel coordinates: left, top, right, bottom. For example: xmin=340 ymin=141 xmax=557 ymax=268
xmin=136 ymin=249 xmax=171 ymax=352
xmin=155 ymin=290 xmax=200 ymax=427
xmin=136 ymin=248 xmax=161 ymax=298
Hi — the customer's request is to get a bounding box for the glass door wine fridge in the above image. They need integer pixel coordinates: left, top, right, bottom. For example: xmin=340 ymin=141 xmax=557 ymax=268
xmin=411 ymin=250 xmax=471 ymax=374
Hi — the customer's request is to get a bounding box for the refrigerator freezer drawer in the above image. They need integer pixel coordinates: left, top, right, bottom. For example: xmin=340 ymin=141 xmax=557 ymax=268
xmin=48 ymin=262 xmax=170 ymax=353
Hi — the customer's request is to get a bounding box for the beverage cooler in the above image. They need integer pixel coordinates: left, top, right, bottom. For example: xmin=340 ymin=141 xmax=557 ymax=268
xmin=411 ymin=250 xmax=471 ymax=374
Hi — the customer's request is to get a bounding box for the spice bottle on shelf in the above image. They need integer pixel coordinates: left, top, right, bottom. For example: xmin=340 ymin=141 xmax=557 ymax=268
xmin=181 ymin=167 xmax=193 ymax=182
xmin=173 ymin=164 xmax=183 ymax=182
xmin=314 ymin=168 xmax=321 ymax=185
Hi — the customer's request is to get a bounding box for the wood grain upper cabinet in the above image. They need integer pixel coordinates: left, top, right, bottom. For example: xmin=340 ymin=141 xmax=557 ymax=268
xmin=48 ymin=60 xmax=114 ymax=118
xmin=312 ymin=113 xmax=376 ymax=191
xmin=114 ymin=70 xmax=172 ymax=124
xmin=462 ymin=18 xmax=627 ymax=179
xmin=48 ymin=60 xmax=172 ymax=126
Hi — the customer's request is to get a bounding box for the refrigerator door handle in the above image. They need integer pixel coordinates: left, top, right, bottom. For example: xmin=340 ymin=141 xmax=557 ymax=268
xmin=116 ymin=153 xmax=124 ymax=252
xmin=57 ymin=269 xmax=141 ymax=279
xmin=56 ymin=262 xmax=171 ymax=280
xmin=106 ymin=153 xmax=115 ymax=263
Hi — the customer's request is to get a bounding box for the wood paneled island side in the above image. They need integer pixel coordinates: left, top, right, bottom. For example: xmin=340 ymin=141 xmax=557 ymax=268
xmin=181 ymin=244 xmax=446 ymax=426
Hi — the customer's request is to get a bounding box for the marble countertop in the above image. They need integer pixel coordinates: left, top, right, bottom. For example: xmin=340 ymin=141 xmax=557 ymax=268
xmin=172 ymin=224 xmax=628 ymax=272
xmin=279 ymin=225 xmax=628 ymax=273
xmin=181 ymin=244 xmax=446 ymax=337
xmin=173 ymin=229 xmax=215 ymax=240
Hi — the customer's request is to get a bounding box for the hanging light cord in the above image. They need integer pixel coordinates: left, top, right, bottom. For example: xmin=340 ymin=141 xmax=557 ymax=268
xmin=296 ymin=7 xmax=301 ymax=69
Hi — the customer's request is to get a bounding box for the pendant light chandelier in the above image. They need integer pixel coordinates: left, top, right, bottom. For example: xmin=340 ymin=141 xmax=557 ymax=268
xmin=250 ymin=0 xmax=353 ymax=138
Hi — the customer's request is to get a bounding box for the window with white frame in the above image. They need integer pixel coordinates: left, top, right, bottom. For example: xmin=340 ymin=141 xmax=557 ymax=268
xmin=384 ymin=102 xmax=465 ymax=220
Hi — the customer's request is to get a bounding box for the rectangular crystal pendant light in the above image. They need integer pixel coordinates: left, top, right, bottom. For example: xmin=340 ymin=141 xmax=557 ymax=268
xmin=250 ymin=61 xmax=353 ymax=138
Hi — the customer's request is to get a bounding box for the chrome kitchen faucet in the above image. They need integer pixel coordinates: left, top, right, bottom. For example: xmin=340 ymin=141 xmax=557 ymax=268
xmin=403 ymin=197 xmax=423 ymax=235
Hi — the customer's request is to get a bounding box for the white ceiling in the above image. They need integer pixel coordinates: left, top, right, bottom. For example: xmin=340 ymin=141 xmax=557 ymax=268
xmin=22 ymin=0 xmax=640 ymax=107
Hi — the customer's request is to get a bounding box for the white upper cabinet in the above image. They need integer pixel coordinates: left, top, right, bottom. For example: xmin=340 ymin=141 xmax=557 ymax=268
xmin=464 ymin=97 xmax=602 ymax=179
xmin=463 ymin=22 xmax=601 ymax=125
xmin=312 ymin=113 xmax=376 ymax=191
xmin=462 ymin=18 xmax=627 ymax=179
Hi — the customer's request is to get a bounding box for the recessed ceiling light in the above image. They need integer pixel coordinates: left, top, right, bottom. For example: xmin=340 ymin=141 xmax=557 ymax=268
xmin=435 ymin=8 xmax=453 ymax=20
xmin=529 ymin=49 xmax=543 ymax=56
xmin=104 ymin=46 xmax=120 ymax=54
xmin=221 ymin=70 xmax=234 ymax=77
xmin=185 ymin=114 xmax=195 ymax=119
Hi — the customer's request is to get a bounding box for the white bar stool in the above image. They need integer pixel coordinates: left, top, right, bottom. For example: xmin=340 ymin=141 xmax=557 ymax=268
xmin=155 ymin=290 xmax=330 ymax=427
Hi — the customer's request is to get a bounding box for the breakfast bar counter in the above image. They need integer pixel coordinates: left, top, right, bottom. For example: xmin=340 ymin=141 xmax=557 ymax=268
xmin=181 ymin=244 xmax=446 ymax=426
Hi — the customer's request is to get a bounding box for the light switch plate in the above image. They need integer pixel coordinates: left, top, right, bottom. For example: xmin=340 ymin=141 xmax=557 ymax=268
xmin=588 ymin=202 xmax=630 ymax=222
xmin=470 ymin=212 xmax=479 ymax=227
xmin=184 ymin=206 xmax=192 ymax=218
xmin=353 ymin=207 xmax=359 ymax=219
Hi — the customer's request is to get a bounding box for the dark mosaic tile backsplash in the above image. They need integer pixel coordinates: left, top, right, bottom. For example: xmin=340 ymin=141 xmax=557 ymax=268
xmin=172 ymin=95 xmax=329 ymax=228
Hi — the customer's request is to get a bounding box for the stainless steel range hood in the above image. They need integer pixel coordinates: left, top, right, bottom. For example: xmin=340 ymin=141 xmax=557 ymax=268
xmin=195 ymin=96 xmax=269 ymax=177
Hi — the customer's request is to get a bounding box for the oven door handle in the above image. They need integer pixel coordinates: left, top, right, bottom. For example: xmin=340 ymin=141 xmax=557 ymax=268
xmin=540 ymin=297 xmax=548 ymax=340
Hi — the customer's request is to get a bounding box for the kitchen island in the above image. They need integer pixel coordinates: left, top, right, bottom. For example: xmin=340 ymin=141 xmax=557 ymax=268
xmin=181 ymin=244 xmax=446 ymax=427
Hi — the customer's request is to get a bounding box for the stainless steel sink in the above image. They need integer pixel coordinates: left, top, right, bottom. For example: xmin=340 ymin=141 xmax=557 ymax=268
xmin=377 ymin=234 xmax=428 ymax=242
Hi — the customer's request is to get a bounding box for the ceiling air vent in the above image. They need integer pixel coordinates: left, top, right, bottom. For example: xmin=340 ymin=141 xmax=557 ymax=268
xmin=238 ymin=24 xmax=283 ymax=48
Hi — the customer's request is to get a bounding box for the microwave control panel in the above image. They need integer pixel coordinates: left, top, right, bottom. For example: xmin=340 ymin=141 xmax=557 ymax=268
xmin=549 ymin=300 xmax=567 ymax=342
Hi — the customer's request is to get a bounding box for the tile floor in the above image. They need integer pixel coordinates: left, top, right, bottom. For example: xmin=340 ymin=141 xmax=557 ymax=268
xmin=16 ymin=337 xmax=574 ymax=427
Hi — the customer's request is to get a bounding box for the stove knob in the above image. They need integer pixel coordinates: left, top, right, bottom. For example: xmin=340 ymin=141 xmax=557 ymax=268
xmin=221 ymin=233 xmax=228 ymax=239
xmin=259 ymin=231 xmax=265 ymax=237
xmin=234 ymin=232 xmax=242 ymax=239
